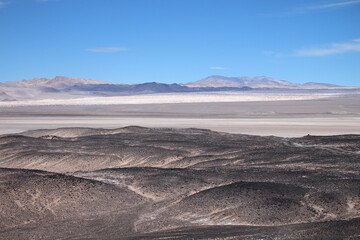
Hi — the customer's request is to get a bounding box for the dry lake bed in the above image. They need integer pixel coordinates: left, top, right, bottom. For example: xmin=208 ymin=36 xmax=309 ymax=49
xmin=1 ymin=92 xmax=359 ymax=137
xmin=1 ymin=91 xmax=360 ymax=239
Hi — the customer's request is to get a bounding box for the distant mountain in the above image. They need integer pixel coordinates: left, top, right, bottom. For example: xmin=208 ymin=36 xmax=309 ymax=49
xmin=185 ymin=75 xmax=345 ymax=89
xmin=69 ymin=82 xmax=252 ymax=95
xmin=302 ymin=82 xmax=340 ymax=87
xmin=1 ymin=76 xmax=108 ymax=89
xmin=0 ymin=76 xmax=253 ymax=101
xmin=0 ymin=75 xmax=354 ymax=101
xmin=69 ymin=82 xmax=191 ymax=94
xmin=0 ymin=90 xmax=16 ymax=101
xmin=186 ymin=75 xmax=294 ymax=88
xmin=0 ymin=76 xmax=109 ymax=101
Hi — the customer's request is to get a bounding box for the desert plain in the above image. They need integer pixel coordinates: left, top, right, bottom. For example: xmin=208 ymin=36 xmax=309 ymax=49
xmin=0 ymin=90 xmax=359 ymax=137
xmin=0 ymin=90 xmax=360 ymax=239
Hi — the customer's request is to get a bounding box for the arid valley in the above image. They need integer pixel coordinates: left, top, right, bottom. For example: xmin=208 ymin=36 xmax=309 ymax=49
xmin=1 ymin=88 xmax=360 ymax=137
xmin=2 ymin=0 xmax=360 ymax=238
xmin=1 ymin=83 xmax=360 ymax=239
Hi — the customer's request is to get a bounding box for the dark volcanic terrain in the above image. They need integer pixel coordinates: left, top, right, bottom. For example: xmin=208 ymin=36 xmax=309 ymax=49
xmin=0 ymin=127 xmax=359 ymax=239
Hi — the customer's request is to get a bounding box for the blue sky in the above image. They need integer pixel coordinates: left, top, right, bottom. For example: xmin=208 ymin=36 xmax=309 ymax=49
xmin=0 ymin=0 xmax=359 ymax=85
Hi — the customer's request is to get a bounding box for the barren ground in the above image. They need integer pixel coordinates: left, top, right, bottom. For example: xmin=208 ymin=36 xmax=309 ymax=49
xmin=0 ymin=92 xmax=359 ymax=239
xmin=0 ymin=93 xmax=359 ymax=137
xmin=0 ymin=126 xmax=359 ymax=239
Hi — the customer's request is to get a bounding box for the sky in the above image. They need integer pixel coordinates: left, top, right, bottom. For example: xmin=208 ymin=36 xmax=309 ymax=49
xmin=0 ymin=0 xmax=359 ymax=85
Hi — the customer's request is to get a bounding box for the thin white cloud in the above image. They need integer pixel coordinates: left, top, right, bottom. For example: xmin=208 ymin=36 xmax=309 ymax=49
xmin=264 ymin=51 xmax=287 ymax=58
xmin=86 ymin=47 xmax=129 ymax=53
xmin=295 ymin=38 xmax=360 ymax=56
xmin=299 ymin=0 xmax=360 ymax=11
xmin=0 ymin=1 xmax=7 ymax=8
xmin=209 ymin=67 xmax=226 ymax=70
xmin=35 ymin=0 xmax=61 ymax=2
xmin=261 ymin=0 xmax=360 ymax=18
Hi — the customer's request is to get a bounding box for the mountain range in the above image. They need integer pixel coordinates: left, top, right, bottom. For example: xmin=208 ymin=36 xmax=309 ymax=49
xmin=0 ymin=75 xmax=354 ymax=101
xmin=186 ymin=75 xmax=340 ymax=88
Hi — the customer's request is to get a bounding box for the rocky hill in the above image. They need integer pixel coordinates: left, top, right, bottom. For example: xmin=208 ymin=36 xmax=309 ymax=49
xmin=0 ymin=127 xmax=359 ymax=239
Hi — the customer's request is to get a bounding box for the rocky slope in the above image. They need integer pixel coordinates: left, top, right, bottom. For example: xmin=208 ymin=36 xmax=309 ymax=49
xmin=0 ymin=127 xmax=359 ymax=239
